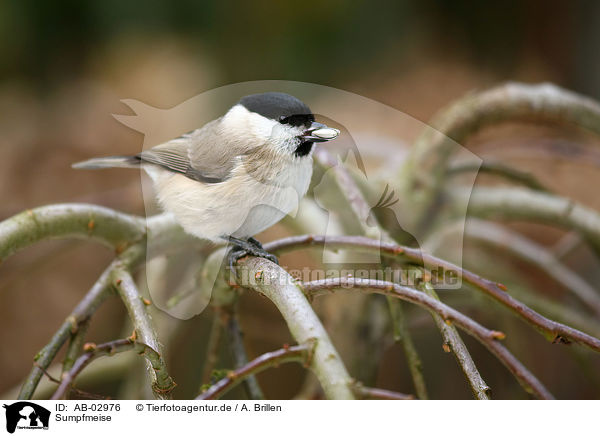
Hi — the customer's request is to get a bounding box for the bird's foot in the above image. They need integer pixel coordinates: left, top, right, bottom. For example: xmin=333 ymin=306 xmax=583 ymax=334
xmin=227 ymin=236 xmax=279 ymax=272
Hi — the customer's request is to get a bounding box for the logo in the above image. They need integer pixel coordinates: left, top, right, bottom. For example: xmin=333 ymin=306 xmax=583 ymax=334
xmin=3 ymin=402 xmax=50 ymax=433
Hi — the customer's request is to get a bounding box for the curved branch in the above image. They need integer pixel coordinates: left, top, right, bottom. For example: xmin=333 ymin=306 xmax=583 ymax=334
xmin=448 ymin=161 xmax=550 ymax=192
xmin=235 ymin=257 xmax=355 ymax=399
xmin=196 ymin=344 xmax=311 ymax=400
xmin=265 ymin=235 xmax=600 ymax=352
xmin=456 ymin=187 xmax=600 ymax=252
xmin=402 ymin=83 xmax=600 ymax=220
xmin=0 ymin=204 xmax=146 ymax=260
xmin=303 ymin=277 xmax=553 ymax=399
xmin=18 ymin=214 xmax=188 ymax=400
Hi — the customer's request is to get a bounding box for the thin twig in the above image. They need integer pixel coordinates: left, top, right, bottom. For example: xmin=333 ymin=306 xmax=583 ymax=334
xmin=224 ymin=312 xmax=264 ymax=400
xmin=419 ymin=281 xmax=491 ymax=399
xmin=302 ymin=277 xmax=553 ymax=399
xmin=51 ymin=336 xmax=159 ymax=400
xmin=196 ymin=344 xmax=312 ymax=400
xmin=265 ymin=235 xmax=600 ymax=353
xmin=351 ymin=382 xmax=415 ymax=400
xmin=464 ymin=219 xmax=600 ymax=317
xmin=35 ymin=363 xmax=109 ymax=400
xmin=387 ymin=299 xmax=428 ymax=399
xmin=201 ymin=312 xmax=224 ymax=384
xmin=62 ymin=318 xmax=92 ymax=377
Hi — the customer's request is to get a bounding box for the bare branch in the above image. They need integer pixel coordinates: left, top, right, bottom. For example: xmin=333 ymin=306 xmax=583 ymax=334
xmin=201 ymin=312 xmax=224 ymax=385
xmin=387 ymin=298 xmax=428 ymax=399
xmin=419 ymin=281 xmax=491 ymax=399
xmin=196 ymin=344 xmax=312 ymax=400
xmin=448 ymin=160 xmax=550 ymax=192
xmin=401 ymin=82 xmax=600 ymax=231
xmin=351 ymin=382 xmax=414 ymax=400
xmin=224 ymin=311 xmax=264 ymax=400
xmin=315 ymin=148 xmax=428 ymax=396
xmin=51 ymin=337 xmax=139 ymax=399
xmin=464 ymin=219 xmax=600 ymax=317
xmin=302 ymin=277 xmax=553 ymax=399
xmin=266 ymin=235 xmax=600 ymax=353
xmin=455 ymin=186 xmax=600 ymax=254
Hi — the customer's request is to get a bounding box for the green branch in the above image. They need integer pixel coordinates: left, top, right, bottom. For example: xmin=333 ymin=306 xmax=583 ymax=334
xmin=0 ymin=204 xmax=146 ymax=260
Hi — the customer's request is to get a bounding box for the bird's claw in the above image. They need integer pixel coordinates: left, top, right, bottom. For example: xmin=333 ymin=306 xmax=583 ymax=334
xmin=227 ymin=238 xmax=279 ymax=273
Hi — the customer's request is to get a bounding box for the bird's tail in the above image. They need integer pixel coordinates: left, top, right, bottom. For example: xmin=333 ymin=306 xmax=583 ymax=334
xmin=72 ymin=155 xmax=140 ymax=170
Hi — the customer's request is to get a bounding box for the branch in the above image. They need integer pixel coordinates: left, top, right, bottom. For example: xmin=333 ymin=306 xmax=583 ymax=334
xmin=51 ymin=336 xmax=152 ymax=399
xmin=0 ymin=203 xmax=146 ymax=259
xmin=463 ymin=219 xmax=600 ymax=317
xmin=401 ymin=82 xmax=600 ymax=231
xmin=201 ymin=312 xmax=224 ymax=385
xmin=234 ymin=257 xmax=355 ymax=399
xmin=112 ymin=267 xmax=176 ymax=399
xmin=447 ymin=160 xmax=550 ymax=192
xmin=351 ymin=382 xmax=414 ymax=400
xmin=224 ymin=311 xmax=264 ymax=400
xmin=315 ymin=148 xmax=428 ymax=395
xmin=17 ymin=214 xmax=188 ymax=400
xmin=314 ymin=148 xmax=386 ymax=240
xmin=419 ymin=281 xmax=491 ymax=399
xmin=302 ymin=277 xmax=553 ymax=399
xmin=387 ymin=298 xmax=428 ymax=399
xmin=265 ymin=235 xmax=600 ymax=353
xmin=18 ymin=262 xmax=116 ymax=399
xmin=61 ymin=318 xmax=92 ymax=379
xmin=456 ymin=186 xmax=600 ymax=254
xmin=196 ymin=344 xmax=312 ymax=400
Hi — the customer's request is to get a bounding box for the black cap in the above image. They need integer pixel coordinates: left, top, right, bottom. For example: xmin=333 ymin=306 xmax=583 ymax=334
xmin=239 ymin=92 xmax=313 ymax=122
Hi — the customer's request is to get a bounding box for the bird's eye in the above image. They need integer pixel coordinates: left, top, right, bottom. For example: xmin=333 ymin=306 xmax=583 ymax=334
xmin=278 ymin=114 xmax=315 ymax=127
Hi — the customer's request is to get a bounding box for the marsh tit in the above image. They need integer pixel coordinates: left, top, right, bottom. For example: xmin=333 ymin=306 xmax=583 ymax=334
xmin=73 ymin=92 xmax=340 ymax=266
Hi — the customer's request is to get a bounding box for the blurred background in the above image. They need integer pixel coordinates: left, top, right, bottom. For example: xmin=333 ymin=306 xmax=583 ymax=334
xmin=1 ymin=0 xmax=600 ymax=399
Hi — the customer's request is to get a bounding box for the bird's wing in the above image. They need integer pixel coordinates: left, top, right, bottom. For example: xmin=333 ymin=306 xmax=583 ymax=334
xmin=139 ymin=120 xmax=245 ymax=184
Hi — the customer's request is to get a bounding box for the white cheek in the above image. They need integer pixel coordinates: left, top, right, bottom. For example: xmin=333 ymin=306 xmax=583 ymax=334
xmin=269 ymin=124 xmax=302 ymax=152
xmin=221 ymin=104 xmax=300 ymax=153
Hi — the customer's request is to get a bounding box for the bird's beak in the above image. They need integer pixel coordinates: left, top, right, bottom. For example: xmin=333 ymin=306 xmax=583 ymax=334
xmin=302 ymin=122 xmax=340 ymax=142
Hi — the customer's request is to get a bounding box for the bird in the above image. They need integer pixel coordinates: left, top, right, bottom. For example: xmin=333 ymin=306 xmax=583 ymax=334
xmin=73 ymin=92 xmax=340 ymax=268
